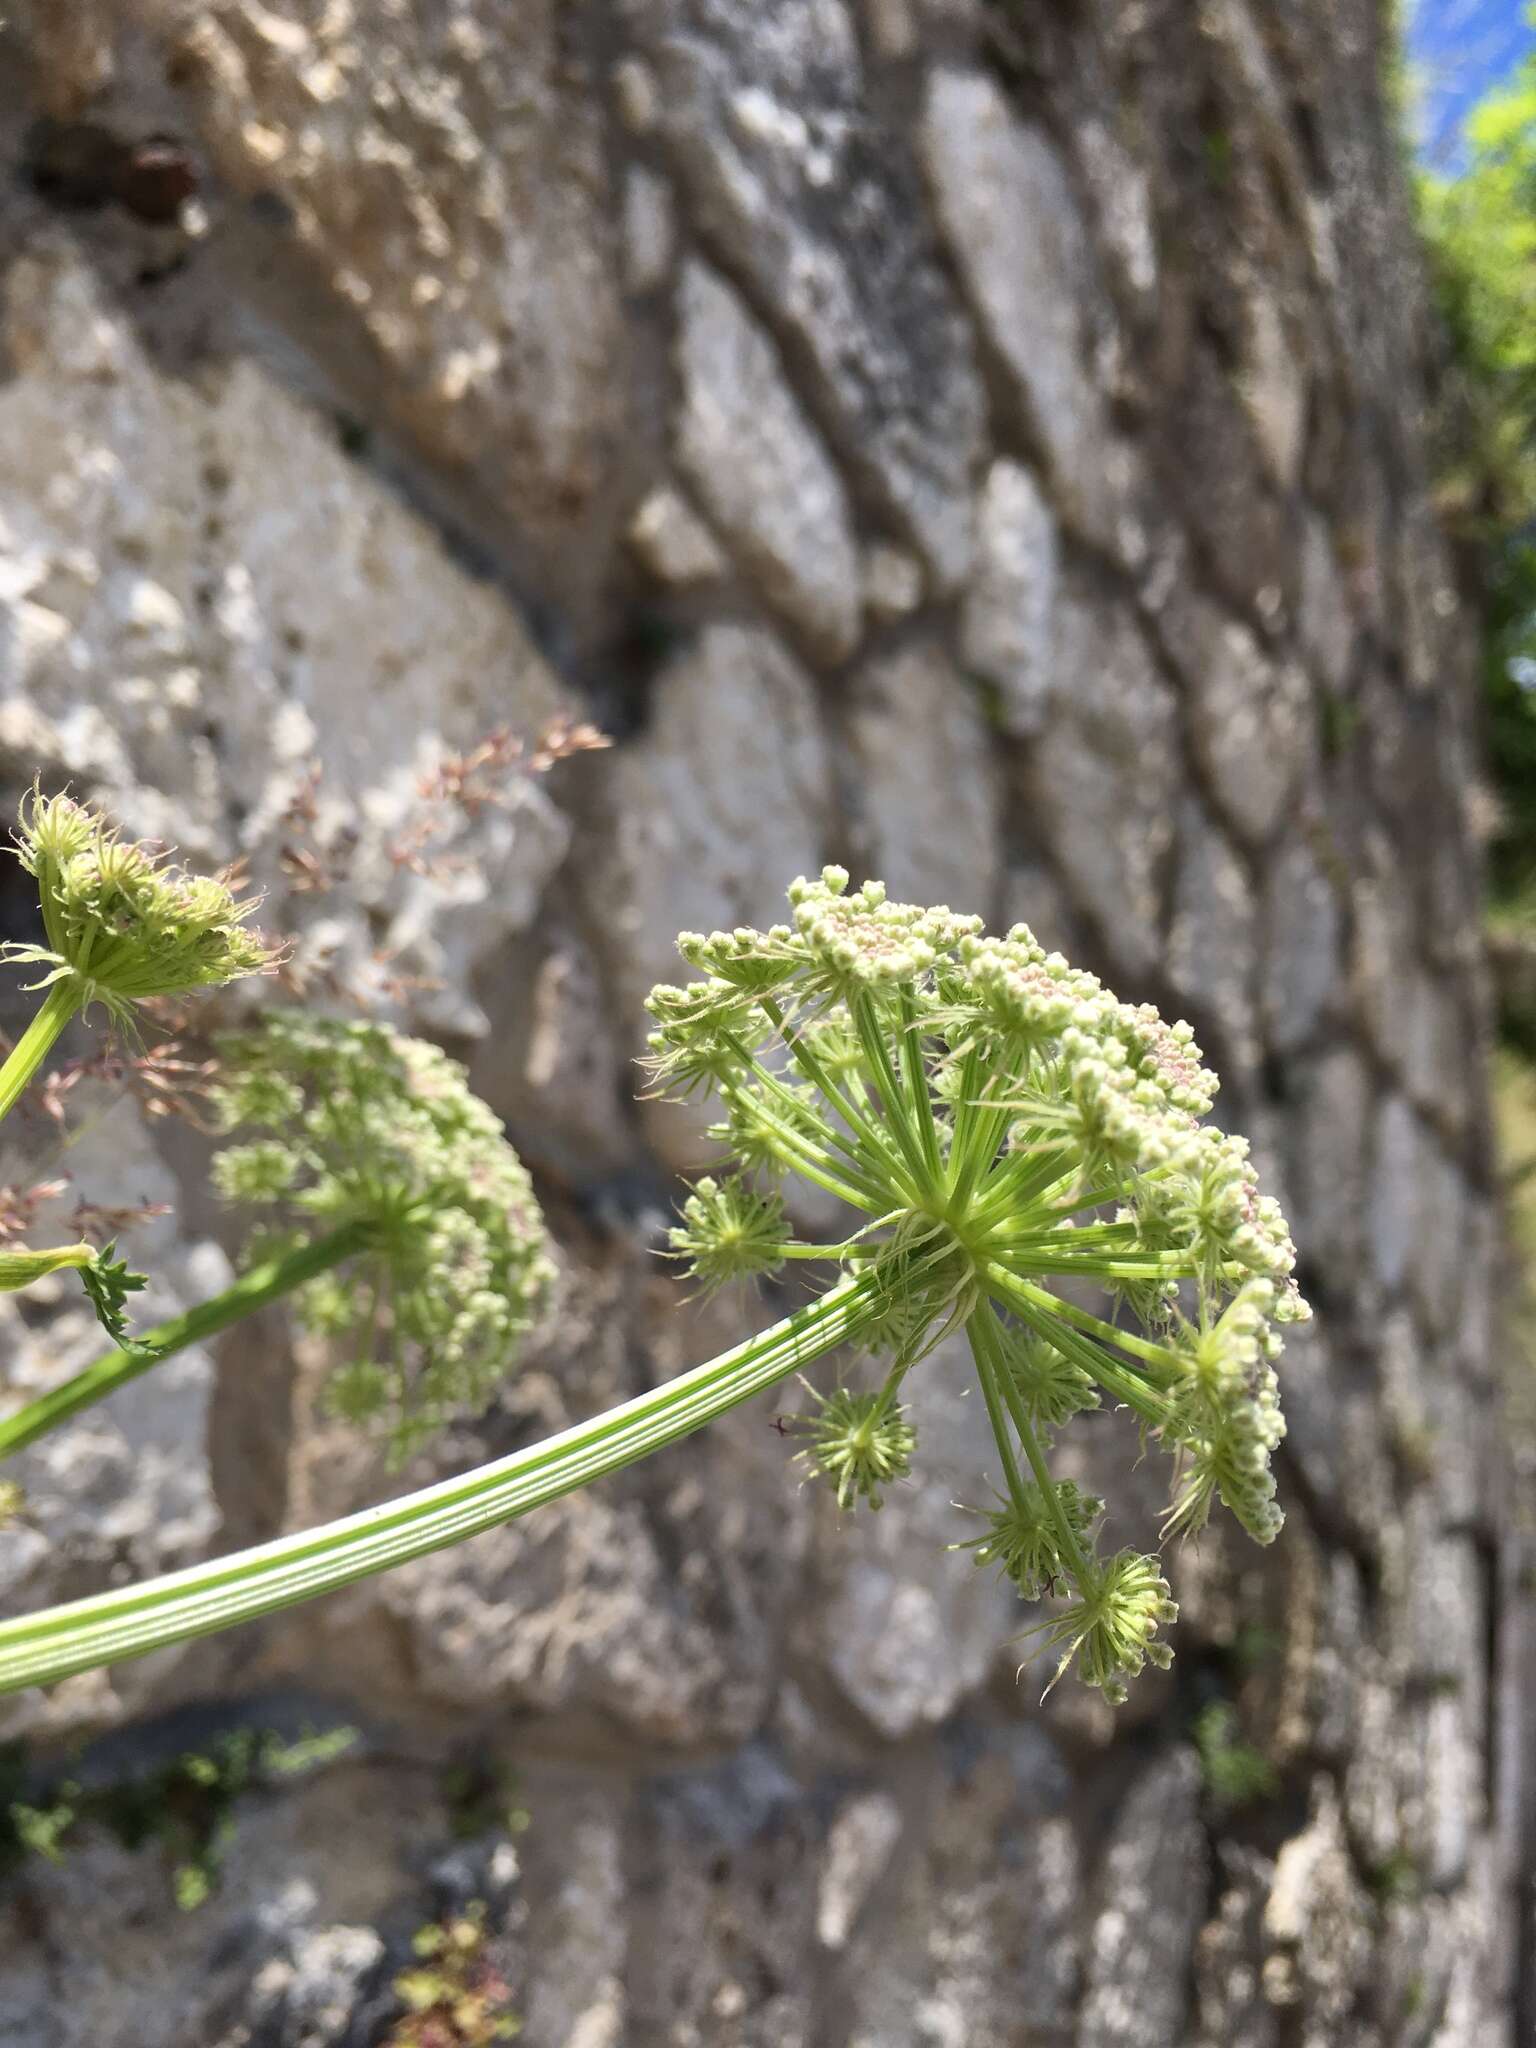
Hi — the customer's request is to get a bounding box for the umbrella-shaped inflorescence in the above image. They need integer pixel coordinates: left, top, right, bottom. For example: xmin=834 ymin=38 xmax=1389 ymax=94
xmin=650 ymin=867 xmax=1308 ymax=1703
xmin=212 ymin=1014 xmax=554 ymax=1464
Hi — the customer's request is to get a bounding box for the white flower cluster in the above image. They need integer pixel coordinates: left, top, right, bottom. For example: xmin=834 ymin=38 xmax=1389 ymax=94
xmin=650 ymin=867 xmax=1309 ymax=1703
xmin=212 ymin=1015 xmax=553 ymax=1462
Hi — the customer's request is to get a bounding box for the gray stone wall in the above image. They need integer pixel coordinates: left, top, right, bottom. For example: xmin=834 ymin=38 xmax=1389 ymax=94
xmin=0 ymin=2 xmax=1528 ymax=2043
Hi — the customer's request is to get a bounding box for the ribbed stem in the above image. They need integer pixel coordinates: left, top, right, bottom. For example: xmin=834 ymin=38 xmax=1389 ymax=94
xmin=974 ymin=1302 xmax=1092 ymax=1581
xmin=0 ymin=1224 xmax=370 ymax=1462
xmin=0 ymin=981 xmax=79 ymax=1126
xmin=0 ymin=1270 xmax=885 ymax=1695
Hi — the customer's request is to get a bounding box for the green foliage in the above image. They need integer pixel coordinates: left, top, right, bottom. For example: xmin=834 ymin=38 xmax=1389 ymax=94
xmin=1193 ymin=1700 xmax=1279 ymax=1811
xmin=1418 ymin=41 xmax=1536 ymax=917
xmin=1364 ymin=1847 xmax=1424 ymax=1905
xmin=0 ymin=1723 xmax=358 ymax=1904
xmin=77 ymin=1239 xmax=149 ymax=1348
xmin=0 ymin=1236 xmax=146 ymax=1351
xmin=387 ymin=1902 xmax=520 ymax=2046
xmin=440 ymin=1757 xmax=531 ymax=1843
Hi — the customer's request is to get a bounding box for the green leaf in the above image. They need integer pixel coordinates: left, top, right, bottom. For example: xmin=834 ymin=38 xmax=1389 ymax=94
xmin=78 ymin=1240 xmax=149 ymax=1349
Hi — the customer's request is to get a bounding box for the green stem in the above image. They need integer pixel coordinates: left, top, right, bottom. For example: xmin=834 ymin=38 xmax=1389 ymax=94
xmin=716 ymin=1080 xmax=880 ymax=1210
xmin=852 ymin=996 xmax=933 ymax=1196
xmin=717 ymin=1047 xmax=889 ymax=1208
xmin=0 ymin=1223 xmax=371 ymax=1462
xmin=980 ymin=1265 xmax=1172 ymax=1425
xmin=0 ymin=981 xmax=80 ymax=1126
xmin=975 ymin=1303 xmax=1091 ymax=1580
xmin=898 ymin=990 xmax=944 ymax=1189
xmin=964 ymin=1145 xmax=1086 ymax=1235
xmin=760 ymin=996 xmax=908 ymax=1188
xmin=989 ymin=1266 xmax=1184 ymax=1376
xmin=869 ymin=1348 xmax=915 ymax=1423
xmin=949 ymin=1054 xmax=1027 ymax=1213
xmin=966 ymin=1306 xmax=1032 ymax=1514
xmin=0 ymin=1270 xmax=886 ymax=1696
xmin=944 ymin=1045 xmax=985 ymax=1198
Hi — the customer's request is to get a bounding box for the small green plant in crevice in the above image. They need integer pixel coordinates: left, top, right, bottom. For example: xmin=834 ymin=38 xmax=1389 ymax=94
xmin=0 ymin=865 xmax=1308 ymax=1709
xmin=1192 ymin=1699 xmax=1279 ymax=1812
xmin=1316 ymin=687 xmax=1362 ymax=762
xmin=387 ymin=1902 xmax=520 ymax=2047
xmin=441 ymin=1757 xmax=531 ymax=1844
xmin=1364 ymin=1847 xmax=1425 ymax=1907
xmin=1228 ymin=1621 xmax=1284 ymax=1677
xmin=0 ymin=1723 xmax=358 ymax=1907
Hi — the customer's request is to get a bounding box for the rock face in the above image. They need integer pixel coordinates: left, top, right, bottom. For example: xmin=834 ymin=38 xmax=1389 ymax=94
xmin=0 ymin=2 xmax=1527 ymax=2044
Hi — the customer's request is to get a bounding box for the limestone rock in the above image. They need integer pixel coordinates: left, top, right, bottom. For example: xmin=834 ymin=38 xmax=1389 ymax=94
xmin=675 ymin=260 xmax=860 ymax=660
xmin=924 ymin=70 xmax=1132 ymax=556
xmin=626 ymin=486 xmax=727 ymax=586
xmin=1262 ymin=836 xmax=1344 ymax=1054
xmin=807 ymin=1332 xmax=1014 ymax=1739
xmin=841 ymin=1729 xmax=1081 ymax=2048
xmin=1028 ymin=586 xmax=1179 ymax=979
xmin=1079 ymin=1751 xmax=1206 ymax=2048
xmin=0 ymin=242 xmax=572 ymax=1043
xmin=1166 ymin=797 xmax=1259 ymax=1072
xmin=141 ymin=0 xmax=624 ymax=557
xmin=844 ymin=640 xmax=1003 ymax=913
xmin=628 ymin=0 xmax=985 ymax=584
xmin=580 ymin=621 xmax=831 ymax=1056
xmin=624 ymin=164 xmax=677 ymax=293
xmin=1262 ymin=1780 xmax=1374 ymax=2031
xmin=960 ymin=459 xmax=1059 ymax=738
xmin=1157 ymin=582 xmax=1313 ymax=849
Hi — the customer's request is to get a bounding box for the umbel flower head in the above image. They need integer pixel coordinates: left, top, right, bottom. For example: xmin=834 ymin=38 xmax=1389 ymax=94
xmin=647 ymin=868 xmax=1309 ymax=1704
xmin=6 ymin=787 xmax=277 ymax=1024
xmin=211 ymin=1014 xmax=554 ymax=1463
xmin=790 ymin=1381 xmax=917 ymax=1510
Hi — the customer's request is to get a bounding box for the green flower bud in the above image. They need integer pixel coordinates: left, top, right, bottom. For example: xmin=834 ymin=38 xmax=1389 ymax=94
xmin=6 ymin=786 xmax=278 ymax=1022
xmin=958 ymin=1478 xmax=1102 ymax=1598
xmin=994 ymin=1325 xmax=1100 ymax=1429
xmin=668 ymin=1174 xmax=788 ymax=1293
xmin=1022 ymin=1549 xmax=1179 ymax=1706
xmin=211 ymin=1140 xmax=299 ymax=1205
xmin=794 ymin=1384 xmax=916 ymax=1511
xmin=0 ymin=1241 xmax=96 ymax=1289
